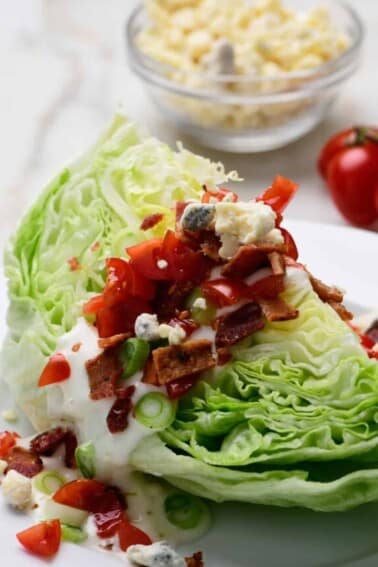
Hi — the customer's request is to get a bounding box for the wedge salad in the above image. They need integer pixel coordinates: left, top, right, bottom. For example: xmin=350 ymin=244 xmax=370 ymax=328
xmin=1 ymin=112 xmax=378 ymax=564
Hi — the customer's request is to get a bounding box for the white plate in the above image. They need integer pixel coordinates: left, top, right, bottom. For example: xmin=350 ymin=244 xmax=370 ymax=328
xmin=0 ymin=220 xmax=377 ymax=567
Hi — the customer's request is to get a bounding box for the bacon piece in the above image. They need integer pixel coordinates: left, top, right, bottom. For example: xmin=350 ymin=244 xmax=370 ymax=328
xmin=366 ymin=320 xmax=378 ymax=344
xmin=328 ymin=301 xmax=353 ymax=322
xmin=152 ymin=340 xmax=215 ymax=384
xmin=153 ymin=281 xmax=197 ymax=320
xmin=309 ymin=275 xmax=344 ymax=303
xmin=98 ymin=332 xmax=131 ymax=349
xmin=86 ymin=349 xmax=122 ymax=400
xmin=64 ymin=431 xmax=78 ymax=468
xmin=72 ymin=342 xmax=82 ymax=352
xmin=217 ymin=347 xmax=232 ymax=365
xmin=67 ymin=257 xmax=81 ymax=271
xmin=140 ymin=213 xmax=164 ymax=231
xmin=200 ymin=231 xmax=221 ymax=262
xmin=185 ymin=551 xmax=204 ymax=567
xmin=221 ymin=243 xmax=285 ymax=278
xmin=30 ymin=427 xmax=78 ymax=468
xmin=268 ymin=251 xmax=286 ymax=276
xmin=259 ymin=298 xmax=299 ymax=322
xmin=215 ymin=302 xmax=265 ymax=348
xmin=6 ymin=447 xmax=43 ymax=478
xmin=142 ymin=358 xmax=159 ymax=385
xmin=106 ymin=386 xmax=135 ymax=434
xmin=30 ymin=427 xmax=67 ymax=456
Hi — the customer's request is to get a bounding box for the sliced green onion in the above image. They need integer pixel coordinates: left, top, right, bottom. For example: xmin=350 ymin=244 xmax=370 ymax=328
xmin=75 ymin=441 xmax=95 ymax=479
xmin=61 ymin=524 xmax=88 ymax=544
xmin=135 ymin=392 xmax=176 ymax=429
xmin=164 ymin=492 xmax=208 ymax=530
xmin=33 ymin=470 xmax=66 ymax=495
xmin=120 ymin=338 xmax=150 ymax=378
xmin=186 ymin=288 xmax=216 ymax=325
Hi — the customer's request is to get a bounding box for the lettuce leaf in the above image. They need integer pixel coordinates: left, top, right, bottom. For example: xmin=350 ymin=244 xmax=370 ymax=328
xmin=1 ymin=111 xmax=238 ymax=429
xmin=130 ymin=269 xmax=378 ymax=510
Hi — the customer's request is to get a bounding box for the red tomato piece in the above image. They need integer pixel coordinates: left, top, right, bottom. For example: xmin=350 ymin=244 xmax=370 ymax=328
xmin=201 ymin=187 xmax=238 ymax=203
xmin=127 ymin=238 xmax=169 ymax=280
xmin=360 ymin=334 xmax=375 ymax=350
xmin=118 ymin=520 xmax=152 ymax=552
xmin=82 ymin=294 xmax=104 ymax=315
xmin=175 ymin=201 xmax=190 ymax=225
xmin=140 ymin=213 xmax=164 ymax=231
xmin=280 ymin=228 xmax=299 ymax=260
xmin=53 ymin=479 xmax=107 ymax=511
xmin=0 ymin=431 xmax=20 ymax=459
xmin=162 ymin=230 xmax=207 ymax=282
xmin=17 ymin=520 xmax=61 ymax=558
xmin=256 ymin=176 xmax=298 ymax=214
xmin=166 ymin=375 xmax=198 ymax=399
xmin=201 ymin=279 xmax=244 ymax=308
xmin=245 ymin=274 xmax=284 ymax=300
xmin=38 ymin=353 xmax=71 ymax=387
xmin=96 ymin=298 xmax=152 ymax=338
xmin=104 ymin=258 xmax=156 ymax=303
xmin=318 ymin=127 xmax=378 ymax=226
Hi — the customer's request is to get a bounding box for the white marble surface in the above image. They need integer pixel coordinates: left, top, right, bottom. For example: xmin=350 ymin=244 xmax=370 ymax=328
xmin=0 ymin=0 xmax=378 ymax=250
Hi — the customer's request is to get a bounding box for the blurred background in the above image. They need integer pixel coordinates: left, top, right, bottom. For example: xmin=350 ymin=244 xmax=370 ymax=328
xmin=0 ymin=0 xmax=377 ymax=247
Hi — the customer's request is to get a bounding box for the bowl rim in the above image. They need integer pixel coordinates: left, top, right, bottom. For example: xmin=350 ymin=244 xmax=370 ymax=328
xmin=126 ymin=0 xmax=364 ymax=103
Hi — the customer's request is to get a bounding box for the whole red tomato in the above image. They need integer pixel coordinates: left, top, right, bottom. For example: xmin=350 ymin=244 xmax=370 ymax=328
xmin=318 ymin=127 xmax=378 ymax=226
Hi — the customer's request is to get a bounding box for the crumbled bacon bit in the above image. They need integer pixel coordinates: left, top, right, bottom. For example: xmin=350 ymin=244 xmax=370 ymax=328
xmin=86 ymin=349 xmax=122 ymax=400
xmin=106 ymin=387 xmax=135 ymax=434
xmin=30 ymin=427 xmax=78 ymax=469
xmin=309 ymin=275 xmax=344 ymax=303
xmin=140 ymin=213 xmax=164 ymax=231
xmin=217 ymin=347 xmax=232 ymax=365
xmin=221 ymin=243 xmax=285 ymax=278
xmin=30 ymin=427 xmax=67 ymax=456
xmin=200 ymin=231 xmax=222 ymax=262
xmin=328 ymin=301 xmax=353 ymax=322
xmin=5 ymin=447 xmax=43 ymax=478
xmin=98 ymin=332 xmax=132 ymax=349
xmin=142 ymin=358 xmax=158 ymax=385
xmin=72 ymin=342 xmax=82 ymax=352
xmin=152 ymin=340 xmax=215 ymax=384
xmin=185 ymin=551 xmax=204 ymax=567
xmin=153 ymin=281 xmax=197 ymax=320
xmin=67 ymin=257 xmax=81 ymax=271
xmin=215 ymin=302 xmax=265 ymax=348
xmin=259 ymin=298 xmax=299 ymax=322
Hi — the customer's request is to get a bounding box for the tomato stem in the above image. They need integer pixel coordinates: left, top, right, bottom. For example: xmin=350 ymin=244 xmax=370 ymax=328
xmin=352 ymin=126 xmax=378 ymax=146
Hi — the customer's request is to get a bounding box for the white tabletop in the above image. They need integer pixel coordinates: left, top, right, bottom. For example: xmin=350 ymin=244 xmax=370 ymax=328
xmin=0 ymin=0 xmax=377 ymax=248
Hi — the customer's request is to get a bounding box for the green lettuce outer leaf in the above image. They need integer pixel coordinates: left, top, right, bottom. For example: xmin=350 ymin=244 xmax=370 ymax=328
xmin=1 ymin=111 xmax=238 ymax=429
xmin=130 ymin=269 xmax=378 ymax=510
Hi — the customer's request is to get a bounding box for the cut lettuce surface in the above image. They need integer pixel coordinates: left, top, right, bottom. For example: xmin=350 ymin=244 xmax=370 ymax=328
xmin=130 ymin=270 xmax=378 ymax=511
xmin=1 ymin=111 xmax=238 ymax=429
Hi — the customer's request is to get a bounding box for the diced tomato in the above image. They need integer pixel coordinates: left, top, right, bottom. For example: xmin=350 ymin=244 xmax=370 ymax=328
xmin=53 ymin=480 xmax=126 ymax=538
xmin=140 ymin=213 xmax=164 ymax=231
xmin=96 ymin=298 xmax=152 ymax=338
xmin=202 ymin=187 xmax=238 ymax=203
xmin=53 ymin=479 xmax=107 ymax=511
xmin=128 ymin=231 xmax=209 ymax=283
xmin=38 ymin=353 xmax=71 ymax=387
xmin=82 ymin=294 xmax=104 ymax=315
xmin=118 ymin=520 xmax=152 ymax=552
xmin=0 ymin=431 xmax=20 ymax=459
xmin=256 ymin=176 xmax=298 ymax=214
xmin=201 ymin=279 xmax=244 ymax=308
xmin=127 ymin=238 xmax=168 ymax=280
xmin=280 ymin=228 xmax=299 ymax=260
xmin=104 ymin=258 xmax=156 ymax=305
xmin=16 ymin=520 xmax=61 ymax=558
xmin=245 ymin=274 xmax=284 ymax=300
xmin=169 ymin=317 xmax=198 ymax=337
xmin=166 ymin=375 xmax=198 ymax=399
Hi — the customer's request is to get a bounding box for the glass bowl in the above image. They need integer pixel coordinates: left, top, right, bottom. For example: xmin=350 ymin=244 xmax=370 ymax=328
xmin=126 ymin=0 xmax=364 ymax=153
